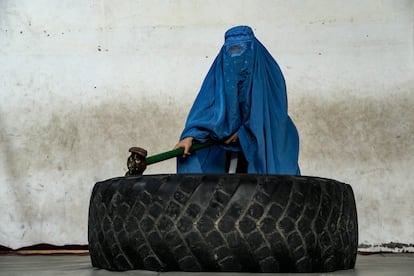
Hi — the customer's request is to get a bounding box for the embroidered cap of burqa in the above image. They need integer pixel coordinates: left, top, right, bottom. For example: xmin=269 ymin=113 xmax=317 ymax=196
xmin=177 ymin=26 xmax=300 ymax=175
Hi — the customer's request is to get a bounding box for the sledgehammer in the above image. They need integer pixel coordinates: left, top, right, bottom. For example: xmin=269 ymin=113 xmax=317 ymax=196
xmin=126 ymin=141 xmax=215 ymax=175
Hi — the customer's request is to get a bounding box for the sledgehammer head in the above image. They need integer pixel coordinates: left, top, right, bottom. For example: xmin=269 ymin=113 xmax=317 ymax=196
xmin=126 ymin=147 xmax=147 ymax=176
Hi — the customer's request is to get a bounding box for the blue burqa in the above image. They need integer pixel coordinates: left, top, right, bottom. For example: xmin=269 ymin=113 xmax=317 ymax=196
xmin=177 ymin=26 xmax=300 ymax=175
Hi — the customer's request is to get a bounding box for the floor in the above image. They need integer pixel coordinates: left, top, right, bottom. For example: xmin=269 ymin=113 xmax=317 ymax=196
xmin=0 ymin=253 xmax=413 ymax=276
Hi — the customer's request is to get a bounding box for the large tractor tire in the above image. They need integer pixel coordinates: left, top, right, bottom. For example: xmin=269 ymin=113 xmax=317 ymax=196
xmin=88 ymin=174 xmax=358 ymax=272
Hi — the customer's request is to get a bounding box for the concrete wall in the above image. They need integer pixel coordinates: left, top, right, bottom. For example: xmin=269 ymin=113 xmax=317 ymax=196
xmin=1 ymin=0 xmax=413 ymax=251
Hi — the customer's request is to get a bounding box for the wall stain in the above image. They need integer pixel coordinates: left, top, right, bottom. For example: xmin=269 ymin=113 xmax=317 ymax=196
xmin=2 ymin=94 xmax=414 ymax=179
xmin=4 ymin=97 xmax=187 ymax=178
xmin=290 ymin=94 xmax=414 ymax=164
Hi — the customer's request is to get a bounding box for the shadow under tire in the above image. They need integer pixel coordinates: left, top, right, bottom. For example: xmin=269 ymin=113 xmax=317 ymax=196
xmin=88 ymin=174 xmax=358 ymax=272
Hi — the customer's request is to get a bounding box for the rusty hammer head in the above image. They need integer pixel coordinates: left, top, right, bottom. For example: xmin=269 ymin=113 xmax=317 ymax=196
xmin=126 ymin=147 xmax=147 ymax=176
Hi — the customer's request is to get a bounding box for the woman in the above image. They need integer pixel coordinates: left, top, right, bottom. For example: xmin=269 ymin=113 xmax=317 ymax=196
xmin=175 ymin=25 xmax=300 ymax=175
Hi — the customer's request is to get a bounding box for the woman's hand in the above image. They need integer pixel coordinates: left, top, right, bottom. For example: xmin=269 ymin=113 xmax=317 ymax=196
xmin=174 ymin=137 xmax=194 ymax=157
xmin=224 ymin=132 xmax=238 ymax=144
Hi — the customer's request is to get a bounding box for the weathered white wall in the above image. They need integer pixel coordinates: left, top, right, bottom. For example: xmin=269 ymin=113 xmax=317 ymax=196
xmin=1 ymin=0 xmax=413 ymax=251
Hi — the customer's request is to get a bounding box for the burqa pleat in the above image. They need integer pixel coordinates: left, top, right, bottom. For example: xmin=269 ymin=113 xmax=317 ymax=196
xmin=177 ymin=26 xmax=300 ymax=175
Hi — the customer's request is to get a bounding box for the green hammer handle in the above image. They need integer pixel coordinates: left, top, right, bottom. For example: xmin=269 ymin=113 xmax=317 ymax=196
xmin=146 ymin=140 xmax=216 ymax=165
